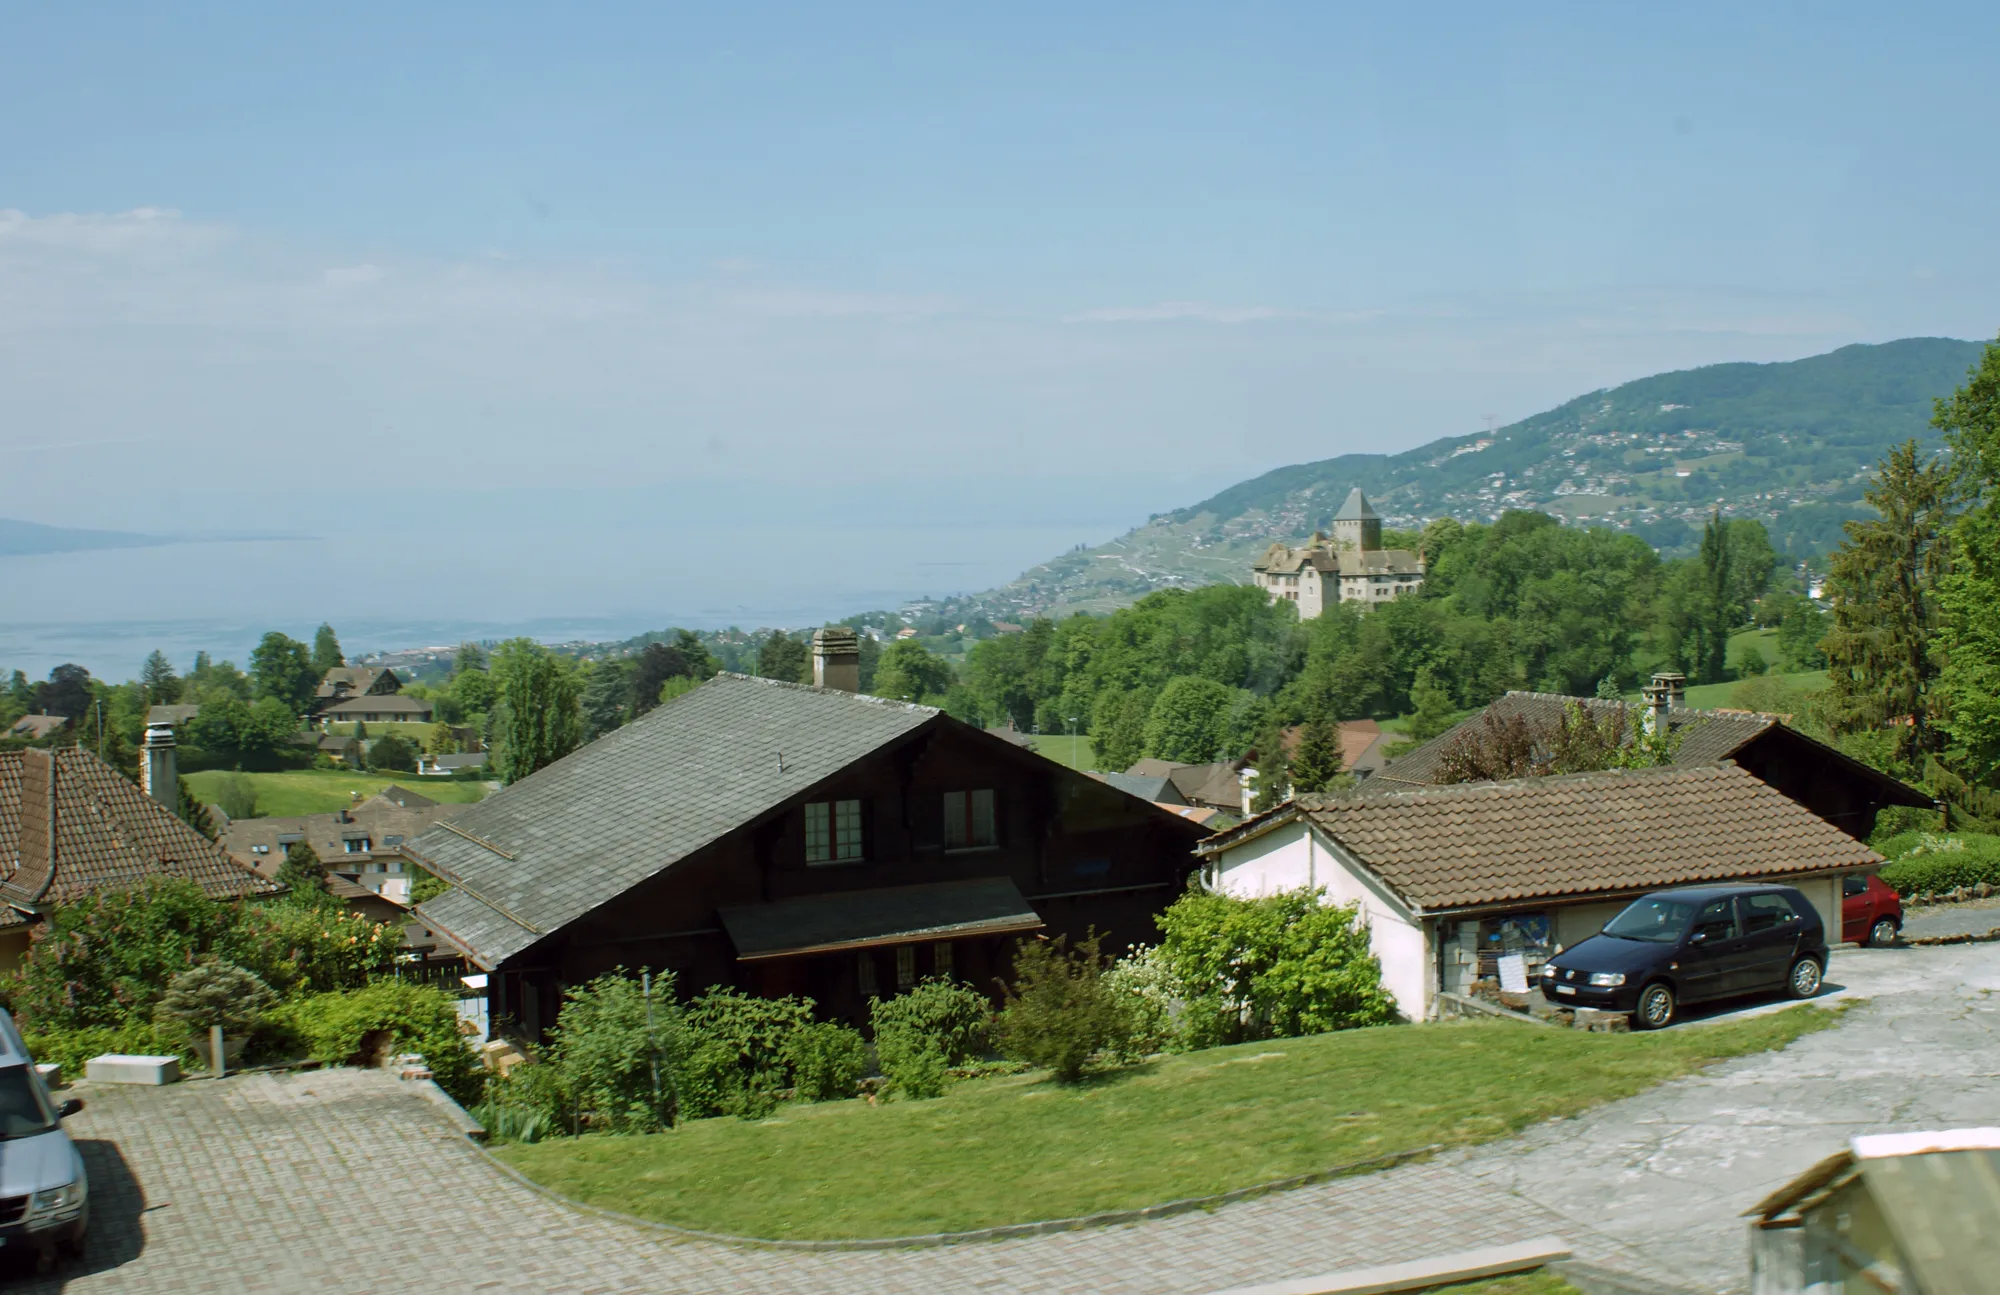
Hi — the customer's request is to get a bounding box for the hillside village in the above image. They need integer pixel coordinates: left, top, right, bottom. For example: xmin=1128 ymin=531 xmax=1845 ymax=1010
xmin=0 ymin=336 xmax=1997 ymax=1293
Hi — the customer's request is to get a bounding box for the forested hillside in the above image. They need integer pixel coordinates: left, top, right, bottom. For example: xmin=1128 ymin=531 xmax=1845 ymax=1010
xmin=968 ymin=337 xmax=1985 ymax=621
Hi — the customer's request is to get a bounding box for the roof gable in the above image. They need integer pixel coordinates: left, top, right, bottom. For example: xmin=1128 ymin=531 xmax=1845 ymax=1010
xmin=1203 ymin=763 xmax=1880 ymax=910
xmin=409 ymin=674 xmax=943 ymax=965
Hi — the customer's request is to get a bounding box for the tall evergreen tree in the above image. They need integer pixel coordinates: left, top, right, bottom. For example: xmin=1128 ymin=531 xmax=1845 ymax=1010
xmin=1694 ymin=511 xmax=1735 ymax=684
xmin=1289 ymin=717 xmax=1344 ymax=794
xmin=1936 ymin=335 xmax=2000 ymax=783
xmin=275 ymin=840 xmax=335 ymax=906
xmin=493 ymin=640 xmax=582 ymax=784
xmin=140 ymin=650 xmax=182 ymax=704
xmin=1821 ymin=440 xmax=1961 ymax=764
xmin=757 ymin=631 xmax=808 ymax=683
xmin=1249 ymin=717 xmax=1290 ymax=813
xmin=311 ymin=623 xmax=345 ymax=674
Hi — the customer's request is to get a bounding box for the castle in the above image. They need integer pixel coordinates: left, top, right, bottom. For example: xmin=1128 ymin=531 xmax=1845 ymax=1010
xmin=1250 ymin=488 xmax=1425 ymax=617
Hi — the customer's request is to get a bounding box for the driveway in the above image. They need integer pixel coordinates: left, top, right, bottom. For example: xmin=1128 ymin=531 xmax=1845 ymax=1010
xmin=21 ymin=943 xmax=1999 ymax=1295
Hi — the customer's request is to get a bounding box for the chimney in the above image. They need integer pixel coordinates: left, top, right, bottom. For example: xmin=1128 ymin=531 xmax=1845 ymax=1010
xmin=1641 ymin=671 xmax=1686 ymax=735
xmin=141 ymin=720 xmax=178 ymax=809
xmin=811 ymin=627 xmax=861 ymax=693
xmin=17 ymin=749 xmax=56 ymax=901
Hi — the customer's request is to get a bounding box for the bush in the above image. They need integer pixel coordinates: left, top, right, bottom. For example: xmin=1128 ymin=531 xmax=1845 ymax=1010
xmin=874 ymin=1031 xmax=948 ymax=1099
xmin=153 ymin=961 xmax=277 ymax=1040
xmin=681 ymin=987 xmax=813 ymax=1118
xmin=1877 ymin=834 xmax=2000 ymax=900
xmin=1102 ymin=944 xmax=1186 ymax=1060
xmin=368 ymin=733 xmax=417 ymax=773
xmin=6 ymin=878 xmax=403 ymax=1035
xmin=781 ymin=1020 xmax=868 ymax=1103
xmin=868 ymin=977 xmax=989 ymax=1067
xmin=212 ymin=772 xmax=258 ymax=821
xmin=21 ymin=1021 xmax=182 ymax=1077
xmin=1158 ymin=884 xmax=1398 ymax=1048
xmin=276 ymin=980 xmax=482 ymax=1104
xmin=549 ymin=971 xmax=685 ymax=1133
xmin=993 ymin=931 xmax=1130 ymax=1083
xmin=475 ymin=1060 xmax=571 ymax=1141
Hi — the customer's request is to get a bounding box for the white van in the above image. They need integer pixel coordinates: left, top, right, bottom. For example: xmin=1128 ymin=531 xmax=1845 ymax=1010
xmin=0 ymin=1009 xmax=87 ymax=1264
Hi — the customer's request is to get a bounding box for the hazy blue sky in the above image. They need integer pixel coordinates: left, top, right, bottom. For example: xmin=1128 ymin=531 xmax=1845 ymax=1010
xmin=3 ymin=2 xmax=1998 ymax=656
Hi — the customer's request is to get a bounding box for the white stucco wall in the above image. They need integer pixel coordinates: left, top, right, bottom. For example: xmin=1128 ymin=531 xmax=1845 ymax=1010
xmin=1787 ymin=875 xmax=1839 ymax=943
xmin=1209 ymin=821 xmax=1431 ymax=1020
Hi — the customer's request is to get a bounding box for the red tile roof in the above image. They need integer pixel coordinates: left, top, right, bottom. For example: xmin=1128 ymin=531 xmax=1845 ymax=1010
xmin=1198 ymin=762 xmax=1882 ymax=911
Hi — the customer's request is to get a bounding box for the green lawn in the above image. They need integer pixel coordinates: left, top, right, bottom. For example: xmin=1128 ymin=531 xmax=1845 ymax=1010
xmin=495 ymin=1008 xmax=1834 ymax=1241
xmin=1438 ymin=1275 xmax=1578 ymax=1295
xmin=1025 ymin=731 xmax=1098 ymax=772
xmin=1623 ymin=667 xmax=1828 ymax=712
xmin=185 ymin=769 xmax=488 ymax=818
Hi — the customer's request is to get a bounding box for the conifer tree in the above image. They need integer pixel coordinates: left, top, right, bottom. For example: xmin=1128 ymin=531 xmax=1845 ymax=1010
xmin=1250 ymin=717 xmax=1290 ymax=813
xmin=1936 ymin=335 xmax=2000 ymax=783
xmin=311 ymin=623 xmax=345 ymax=674
xmin=1289 ymin=717 xmax=1344 ymax=794
xmin=275 ymin=840 xmax=334 ymax=904
xmin=1821 ymin=440 xmax=1961 ymax=764
xmin=140 ymin=650 xmax=182 ymax=705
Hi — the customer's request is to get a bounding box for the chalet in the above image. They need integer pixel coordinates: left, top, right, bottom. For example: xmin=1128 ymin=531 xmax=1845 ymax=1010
xmin=409 ymin=631 xmax=1209 ymax=1039
xmin=0 ymin=746 xmax=279 ymax=968
xmin=1362 ymin=674 xmax=1934 ymax=841
xmin=316 ymin=666 xmax=403 ymax=706
xmin=320 ymin=694 xmax=435 ymax=727
xmin=223 ymin=786 xmax=465 ymax=905
xmin=1196 ymin=763 xmax=1883 ymax=1020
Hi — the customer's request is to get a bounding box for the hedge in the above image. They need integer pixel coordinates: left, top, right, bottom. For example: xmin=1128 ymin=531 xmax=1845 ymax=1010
xmin=1876 ymin=833 xmax=2000 ymax=900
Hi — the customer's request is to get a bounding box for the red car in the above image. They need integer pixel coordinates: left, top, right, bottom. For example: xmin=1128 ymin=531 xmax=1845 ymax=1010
xmin=1842 ymin=873 xmax=1903 ymax=946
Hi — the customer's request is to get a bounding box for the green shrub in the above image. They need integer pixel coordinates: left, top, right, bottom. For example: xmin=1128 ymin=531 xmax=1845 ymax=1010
xmin=781 ymin=1020 xmax=868 ymax=1103
xmin=153 ymin=961 xmax=277 ymax=1041
xmin=21 ymin=1021 xmax=182 ymax=1077
xmin=1102 ymin=944 xmax=1186 ymax=1060
xmin=470 ymin=1100 xmax=556 ymax=1144
xmin=993 ymin=931 xmax=1130 ymax=1083
xmin=1158 ymin=883 xmax=1398 ymax=1048
xmin=874 ymin=1031 xmax=948 ymax=1099
xmin=868 ymin=977 xmax=990 ymax=1067
xmin=276 ymin=980 xmax=482 ymax=1104
xmin=368 ymin=733 xmax=418 ymax=773
xmin=1878 ymin=834 xmax=2000 ymax=899
xmin=1870 ymin=805 xmax=1942 ymax=844
xmin=549 ymin=971 xmax=685 ymax=1133
xmin=476 ymin=1060 xmax=571 ymax=1140
xmin=681 ymin=987 xmax=812 ymax=1118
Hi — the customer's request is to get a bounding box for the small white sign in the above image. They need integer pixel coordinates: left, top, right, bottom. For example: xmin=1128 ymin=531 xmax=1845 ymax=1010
xmin=1497 ymin=953 xmax=1530 ymax=994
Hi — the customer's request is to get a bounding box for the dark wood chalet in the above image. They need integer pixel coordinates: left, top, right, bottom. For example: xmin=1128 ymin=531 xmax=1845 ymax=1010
xmin=409 ymin=664 xmax=1209 ymax=1039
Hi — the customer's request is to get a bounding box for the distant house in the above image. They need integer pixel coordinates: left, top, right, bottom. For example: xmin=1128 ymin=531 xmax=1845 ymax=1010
xmin=1196 ymin=763 xmax=1881 ymax=1020
xmin=1250 ymin=489 xmax=1425 ymax=618
xmin=982 ymin=724 xmax=1036 ymax=751
xmin=1361 ymin=676 xmax=1933 ymax=841
xmin=1094 ymin=771 xmax=1187 ymax=806
xmin=1277 ymin=719 xmax=1395 ymax=782
xmin=320 ymin=694 xmax=434 ymax=727
xmin=222 ymin=786 xmax=466 ymax=905
xmin=1124 ymin=758 xmax=1249 ymax=815
xmin=409 ymin=644 xmax=1209 ymax=1039
xmin=316 ymin=666 xmax=403 ymax=706
xmin=1749 ymin=1128 xmax=2000 ymax=1291
xmin=0 ymin=747 xmax=280 ymax=968
xmin=318 ymin=733 xmax=364 ymax=767
xmin=416 ymin=752 xmax=488 ymax=776
xmin=5 ymin=715 xmax=68 ymax=741
xmin=143 ymin=703 xmax=202 ymax=729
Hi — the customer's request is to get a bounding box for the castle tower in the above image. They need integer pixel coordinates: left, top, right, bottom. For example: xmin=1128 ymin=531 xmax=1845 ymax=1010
xmin=1331 ymin=488 xmax=1382 ymax=553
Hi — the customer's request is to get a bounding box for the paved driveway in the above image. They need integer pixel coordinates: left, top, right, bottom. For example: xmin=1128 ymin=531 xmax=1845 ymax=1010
xmin=20 ymin=943 xmax=1999 ymax=1295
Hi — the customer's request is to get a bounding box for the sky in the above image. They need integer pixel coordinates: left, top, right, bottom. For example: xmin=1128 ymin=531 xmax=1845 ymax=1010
xmin=4 ymin=1 xmax=2000 ymax=669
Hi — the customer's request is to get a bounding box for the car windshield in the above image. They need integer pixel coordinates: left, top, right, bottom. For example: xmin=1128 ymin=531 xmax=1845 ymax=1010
xmin=0 ymin=1068 xmax=56 ymax=1140
xmin=1603 ymin=898 xmax=1699 ymax=944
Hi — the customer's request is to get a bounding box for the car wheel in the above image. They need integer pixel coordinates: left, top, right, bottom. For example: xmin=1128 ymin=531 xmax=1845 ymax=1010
xmin=1868 ymin=918 xmax=1899 ymax=948
xmin=1634 ymin=982 xmax=1676 ymax=1030
xmin=57 ymin=1222 xmax=85 ymax=1260
xmin=1787 ymin=956 xmax=1824 ymax=999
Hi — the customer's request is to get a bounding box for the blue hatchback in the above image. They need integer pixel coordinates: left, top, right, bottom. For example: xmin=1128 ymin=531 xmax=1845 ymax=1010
xmin=1540 ymin=884 xmax=1829 ymax=1029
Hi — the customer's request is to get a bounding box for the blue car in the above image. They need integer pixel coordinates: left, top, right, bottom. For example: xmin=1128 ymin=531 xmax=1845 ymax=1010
xmin=1541 ymin=884 xmax=1829 ymax=1029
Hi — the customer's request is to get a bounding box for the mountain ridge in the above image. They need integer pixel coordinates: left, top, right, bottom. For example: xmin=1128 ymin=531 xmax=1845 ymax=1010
xmin=962 ymin=336 xmax=1985 ymax=620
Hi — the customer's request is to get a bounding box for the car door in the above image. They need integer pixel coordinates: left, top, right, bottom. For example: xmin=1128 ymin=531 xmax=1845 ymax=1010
xmin=1678 ymin=898 xmax=1746 ymax=1001
xmin=1840 ymin=875 xmax=1870 ymax=944
xmin=1736 ymin=893 xmax=1805 ymax=992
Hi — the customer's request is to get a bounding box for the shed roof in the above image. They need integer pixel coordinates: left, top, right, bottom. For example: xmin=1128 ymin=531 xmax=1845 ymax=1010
xmin=409 ymin=674 xmax=942 ymax=967
xmin=322 ymin=694 xmax=433 ymax=718
xmin=1198 ymin=762 xmax=1881 ymax=911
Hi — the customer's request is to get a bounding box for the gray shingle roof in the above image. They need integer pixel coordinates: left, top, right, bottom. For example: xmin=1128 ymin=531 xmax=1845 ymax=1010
xmin=409 ymin=674 xmax=941 ymax=967
xmin=1333 ymin=487 xmax=1378 ymax=521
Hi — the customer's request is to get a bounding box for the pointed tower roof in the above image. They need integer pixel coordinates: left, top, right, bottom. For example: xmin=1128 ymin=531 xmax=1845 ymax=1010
xmin=1333 ymin=488 xmax=1378 ymax=521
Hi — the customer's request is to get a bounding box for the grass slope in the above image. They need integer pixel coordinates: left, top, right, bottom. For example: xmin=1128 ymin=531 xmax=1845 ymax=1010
xmin=185 ymin=769 xmax=487 ymax=817
xmin=496 ymin=1009 xmax=1833 ymax=1241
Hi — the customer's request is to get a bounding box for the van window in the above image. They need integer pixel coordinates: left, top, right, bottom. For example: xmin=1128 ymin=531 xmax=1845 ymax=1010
xmin=0 ymin=1069 xmax=57 ymax=1140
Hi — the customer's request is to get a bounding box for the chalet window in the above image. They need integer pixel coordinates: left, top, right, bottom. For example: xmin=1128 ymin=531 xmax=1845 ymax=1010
xmin=943 ymin=789 xmax=997 ymax=851
xmin=857 ymin=951 xmax=878 ymax=997
xmin=896 ymin=946 xmax=916 ymax=991
xmin=934 ymin=942 xmax=954 ymax=978
xmin=343 ymin=838 xmax=371 ymax=854
xmin=805 ymin=799 xmax=865 ymax=864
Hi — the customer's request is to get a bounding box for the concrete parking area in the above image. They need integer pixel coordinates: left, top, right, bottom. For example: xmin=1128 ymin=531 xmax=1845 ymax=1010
xmin=17 ymin=942 xmax=1997 ymax=1295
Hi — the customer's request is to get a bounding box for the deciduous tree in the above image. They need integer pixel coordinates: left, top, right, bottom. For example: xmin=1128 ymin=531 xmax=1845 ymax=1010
xmin=493 ymin=639 xmax=582 ymax=784
xmin=1937 ymin=335 xmax=2000 ymax=784
xmin=249 ymin=632 xmax=318 ymax=717
xmin=756 ymin=631 xmax=808 ymax=684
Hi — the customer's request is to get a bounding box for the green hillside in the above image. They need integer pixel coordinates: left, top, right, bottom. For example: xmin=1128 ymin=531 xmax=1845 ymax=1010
xmin=967 ymin=337 xmax=1983 ymax=619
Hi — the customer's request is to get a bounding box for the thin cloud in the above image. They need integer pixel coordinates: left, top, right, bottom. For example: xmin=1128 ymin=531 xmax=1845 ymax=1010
xmin=1066 ymin=301 xmax=1292 ymax=324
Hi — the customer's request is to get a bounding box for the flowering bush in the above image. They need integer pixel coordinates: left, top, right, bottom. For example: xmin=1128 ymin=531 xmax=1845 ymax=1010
xmin=1102 ymin=944 xmax=1187 ymax=1060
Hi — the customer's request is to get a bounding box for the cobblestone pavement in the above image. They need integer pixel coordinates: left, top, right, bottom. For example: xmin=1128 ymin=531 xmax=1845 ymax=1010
xmin=19 ymin=944 xmax=1993 ymax=1295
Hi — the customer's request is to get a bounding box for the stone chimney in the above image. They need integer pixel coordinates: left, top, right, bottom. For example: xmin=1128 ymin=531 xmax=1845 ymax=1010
xmin=141 ymin=720 xmax=178 ymax=809
xmin=1641 ymin=671 xmax=1686 ymax=735
xmin=811 ymin=627 xmax=861 ymax=693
